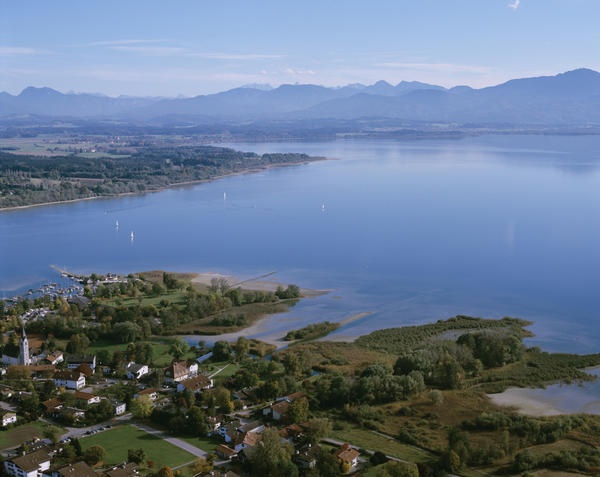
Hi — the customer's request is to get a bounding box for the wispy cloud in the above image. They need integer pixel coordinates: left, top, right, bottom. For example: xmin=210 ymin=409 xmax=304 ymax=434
xmin=0 ymin=46 xmax=38 ymax=56
xmin=374 ymin=62 xmax=493 ymax=75
xmin=508 ymin=0 xmax=521 ymax=11
xmin=189 ymin=52 xmax=284 ymax=60
xmin=89 ymin=39 xmax=167 ymax=47
xmin=111 ymin=45 xmax=186 ymax=56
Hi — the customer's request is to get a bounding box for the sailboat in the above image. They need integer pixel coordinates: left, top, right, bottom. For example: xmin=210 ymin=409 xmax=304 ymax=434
xmin=115 ymin=220 xmax=119 ymax=229
xmin=130 ymin=231 xmax=134 ymax=240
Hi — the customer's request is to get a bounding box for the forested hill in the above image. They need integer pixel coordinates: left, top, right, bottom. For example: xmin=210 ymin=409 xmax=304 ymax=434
xmin=0 ymin=146 xmax=324 ymax=209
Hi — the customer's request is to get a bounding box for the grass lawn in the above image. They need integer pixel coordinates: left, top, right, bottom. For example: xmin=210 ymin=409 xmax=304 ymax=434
xmin=0 ymin=421 xmax=51 ymax=450
xmin=331 ymin=426 xmax=435 ymax=463
xmin=80 ymin=424 xmax=194 ymax=469
xmin=178 ymin=435 xmax=221 ymax=453
xmin=87 ymin=336 xmax=197 ymax=367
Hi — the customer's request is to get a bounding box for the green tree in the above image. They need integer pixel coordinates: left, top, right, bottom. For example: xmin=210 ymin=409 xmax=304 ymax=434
xmin=66 ymin=333 xmax=90 ymax=354
xmin=235 ymin=336 xmax=250 ymax=361
xmin=130 ymin=395 xmax=153 ymax=419
xmin=127 ymin=448 xmax=146 ymax=464
xmin=288 ymin=396 xmax=309 ymax=424
xmin=212 ymin=340 xmax=233 ymax=361
xmin=250 ymin=427 xmax=298 ymax=477
xmin=42 ymin=424 xmax=63 ymax=445
xmin=83 ymin=445 xmax=106 ymax=465
xmin=168 ymin=337 xmax=189 ymax=361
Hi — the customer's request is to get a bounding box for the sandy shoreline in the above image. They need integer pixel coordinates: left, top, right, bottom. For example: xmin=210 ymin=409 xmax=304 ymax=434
xmin=191 ymin=270 xmax=329 ymax=296
xmin=488 ymin=388 xmax=564 ymax=417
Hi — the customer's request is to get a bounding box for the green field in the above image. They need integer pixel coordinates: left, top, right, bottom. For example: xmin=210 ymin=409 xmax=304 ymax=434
xmin=87 ymin=336 xmax=196 ymax=367
xmin=80 ymin=424 xmax=195 ymax=469
xmin=331 ymin=426 xmax=434 ymax=463
xmin=0 ymin=421 xmax=51 ymax=450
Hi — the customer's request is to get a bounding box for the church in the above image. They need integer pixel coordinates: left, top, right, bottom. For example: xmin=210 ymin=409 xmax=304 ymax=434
xmin=2 ymin=328 xmax=32 ymax=366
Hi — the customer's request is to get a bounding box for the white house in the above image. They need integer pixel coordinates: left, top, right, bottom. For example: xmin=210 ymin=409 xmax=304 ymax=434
xmin=0 ymin=411 xmax=16 ymax=427
xmin=164 ymin=360 xmax=198 ymax=383
xmin=126 ymin=362 xmax=149 ymax=380
xmin=54 ymin=370 xmax=86 ymax=390
xmin=111 ymin=400 xmax=126 ymax=416
xmin=72 ymin=391 xmax=101 ymax=406
xmin=4 ymin=448 xmax=51 ymax=477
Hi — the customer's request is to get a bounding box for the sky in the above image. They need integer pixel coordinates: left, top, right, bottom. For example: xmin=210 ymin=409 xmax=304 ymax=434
xmin=1 ymin=0 xmax=599 ymax=97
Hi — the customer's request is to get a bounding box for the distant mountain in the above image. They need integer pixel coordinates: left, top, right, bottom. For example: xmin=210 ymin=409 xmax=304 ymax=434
xmin=2 ymin=69 xmax=600 ymax=126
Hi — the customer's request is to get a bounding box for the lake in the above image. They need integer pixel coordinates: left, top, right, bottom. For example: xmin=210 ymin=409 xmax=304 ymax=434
xmin=2 ymin=134 xmax=600 ymax=354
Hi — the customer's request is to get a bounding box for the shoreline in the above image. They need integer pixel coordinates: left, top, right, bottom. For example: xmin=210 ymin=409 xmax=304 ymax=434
xmin=0 ymin=158 xmax=328 ymax=213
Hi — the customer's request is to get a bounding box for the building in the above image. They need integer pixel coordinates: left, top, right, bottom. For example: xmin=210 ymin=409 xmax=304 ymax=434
xmin=104 ymin=462 xmax=138 ymax=477
xmin=1 ymin=410 xmax=17 ymax=427
xmin=44 ymin=351 xmax=64 ymax=366
xmin=73 ymin=391 xmax=100 ymax=406
xmin=335 ymin=443 xmax=360 ymax=471
xmin=176 ymin=374 xmax=213 ymax=393
xmin=54 ymin=370 xmax=86 ymax=390
xmin=51 ymin=461 xmax=96 ymax=477
xmin=134 ymin=388 xmax=158 ymax=401
xmin=111 ymin=400 xmax=126 ymax=416
xmin=4 ymin=448 xmax=51 ymax=477
xmin=126 ymin=362 xmax=149 ymax=380
xmin=66 ymin=354 xmax=96 ymax=373
xmin=2 ymin=328 xmax=31 ymax=366
xmin=164 ymin=360 xmax=198 ymax=383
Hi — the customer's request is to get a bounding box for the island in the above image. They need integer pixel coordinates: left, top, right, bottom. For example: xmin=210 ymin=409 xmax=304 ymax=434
xmin=1 ymin=273 xmax=600 ymax=477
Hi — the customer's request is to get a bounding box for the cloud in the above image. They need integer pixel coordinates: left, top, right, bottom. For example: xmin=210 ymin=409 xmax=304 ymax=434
xmin=111 ymin=45 xmax=186 ymax=56
xmin=0 ymin=46 xmax=38 ymax=56
xmin=508 ymin=0 xmax=520 ymax=11
xmin=89 ymin=39 xmax=167 ymax=47
xmin=374 ymin=62 xmax=493 ymax=75
xmin=189 ymin=52 xmax=284 ymax=60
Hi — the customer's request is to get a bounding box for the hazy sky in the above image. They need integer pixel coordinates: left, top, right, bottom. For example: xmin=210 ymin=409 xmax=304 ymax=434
xmin=1 ymin=1 xmax=599 ymax=97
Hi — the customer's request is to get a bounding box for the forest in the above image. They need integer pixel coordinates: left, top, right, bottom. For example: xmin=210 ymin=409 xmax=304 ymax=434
xmin=0 ymin=145 xmax=323 ymax=208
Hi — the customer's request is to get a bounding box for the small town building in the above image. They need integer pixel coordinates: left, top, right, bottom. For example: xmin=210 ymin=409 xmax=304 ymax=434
xmin=176 ymin=374 xmax=213 ymax=393
xmin=0 ymin=410 xmax=17 ymax=427
xmin=51 ymin=461 xmax=96 ymax=477
xmin=54 ymin=370 xmax=86 ymax=390
xmin=4 ymin=448 xmax=51 ymax=477
xmin=126 ymin=362 xmax=149 ymax=380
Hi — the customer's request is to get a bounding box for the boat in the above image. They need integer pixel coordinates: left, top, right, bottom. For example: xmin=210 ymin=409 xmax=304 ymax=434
xmin=115 ymin=220 xmax=119 ymax=229
xmin=130 ymin=231 xmax=134 ymax=240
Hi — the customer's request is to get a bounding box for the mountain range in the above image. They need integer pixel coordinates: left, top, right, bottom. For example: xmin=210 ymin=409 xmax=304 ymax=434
xmin=2 ymin=68 xmax=600 ymax=126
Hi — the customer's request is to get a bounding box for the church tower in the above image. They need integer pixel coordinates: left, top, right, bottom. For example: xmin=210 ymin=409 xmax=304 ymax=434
xmin=19 ymin=327 xmax=31 ymax=365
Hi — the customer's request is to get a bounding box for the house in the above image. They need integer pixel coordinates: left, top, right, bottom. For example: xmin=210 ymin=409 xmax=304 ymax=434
xmin=51 ymin=461 xmax=96 ymax=477
xmin=42 ymin=398 xmax=63 ymax=417
xmin=1 ymin=410 xmax=16 ymax=427
xmin=233 ymin=429 xmax=262 ymax=452
xmin=336 ymin=443 xmax=360 ymax=471
xmin=60 ymin=407 xmax=86 ymax=423
xmin=104 ymin=462 xmax=138 ymax=477
xmin=293 ymin=444 xmax=320 ymax=470
xmin=73 ymin=391 xmax=100 ymax=406
xmin=134 ymin=388 xmax=158 ymax=401
xmin=126 ymin=362 xmax=149 ymax=380
xmin=45 ymin=351 xmax=64 ymax=366
xmin=66 ymin=354 xmax=96 ymax=373
xmin=214 ymin=444 xmax=238 ymax=460
xmin=176 ymin=374 xmax=213 ymax=393
xmin=217 ymin=419 xmax=241 ymax=443
xmin=270 ymin=400 xmax=290 ymax=421
xmin=54 ymin=370 xmax=86 ymax=390
xmin=4 ymin=448 xmax=51 ymax=477
xmin=263 ymin=392 xmax=306 ymax=421
xmin=164 ymin=360 xmax=198 ymax=383
xmin=111 ymin=400 xmax=126 ymax=416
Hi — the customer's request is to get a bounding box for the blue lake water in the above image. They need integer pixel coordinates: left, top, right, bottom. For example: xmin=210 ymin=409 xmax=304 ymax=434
xmin=2 ymin=135 xmax=600 ymax=354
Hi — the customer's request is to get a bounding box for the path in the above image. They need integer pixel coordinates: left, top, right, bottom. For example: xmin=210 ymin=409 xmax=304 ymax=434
xmin=209 ymin=364 xmax=231 ymax=379
xmin=132 ymin=422 xmax=208 ymax=458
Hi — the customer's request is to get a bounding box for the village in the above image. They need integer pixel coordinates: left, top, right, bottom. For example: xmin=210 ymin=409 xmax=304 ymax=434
xmin=0 ymin=275 xmax=374 ymax=477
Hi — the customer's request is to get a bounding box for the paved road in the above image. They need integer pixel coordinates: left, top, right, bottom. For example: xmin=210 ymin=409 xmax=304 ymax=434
xmin=131 ymin=422 xmax=208 ymax=457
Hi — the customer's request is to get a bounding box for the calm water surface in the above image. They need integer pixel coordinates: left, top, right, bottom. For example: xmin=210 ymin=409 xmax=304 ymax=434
xmin=2 ymin=135 xmax=600 ymax=354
